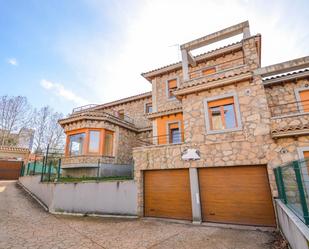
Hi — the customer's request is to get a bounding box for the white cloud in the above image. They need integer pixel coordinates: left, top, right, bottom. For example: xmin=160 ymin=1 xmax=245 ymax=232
xmin=54 ymin=0 xmax=309 ymax=105
xmin=7 ymin=58 xmax=18 ymax=66
xmin=40 ymin=79 xmax=89 ymax=106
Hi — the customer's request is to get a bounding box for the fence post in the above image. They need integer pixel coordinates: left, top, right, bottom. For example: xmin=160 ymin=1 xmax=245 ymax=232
xmin=293 ymin=160 xmax=309 ymax=225
xmin=57 ymin=158 xmax=61 ymax=181
xmin=40 ymin=156 xmax=45 ymax=182
xmin=32 ymin=159 xmax=37 ymax=176
xmin=48 ymin=161 xmax=52 ymax=182
xmin=97 ymin=159 xmax=100 ymax=180
xmin=274 ymin=167 xmax=287 ymax=204
xmin=26 ymin=163 xmax=30 ymax=175
xmin=20 ymin=161 xmax=24 ymax=177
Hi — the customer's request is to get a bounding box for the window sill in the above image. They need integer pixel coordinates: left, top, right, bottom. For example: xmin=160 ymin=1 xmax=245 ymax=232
xmin=206 ymin=127 xmax=243 ymax=135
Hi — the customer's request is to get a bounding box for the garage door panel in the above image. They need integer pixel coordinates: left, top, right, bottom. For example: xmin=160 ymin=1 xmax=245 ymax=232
xmin=0 ymin=160 xmax=22 ymax=180
xmin=199 ymin=166 xmax=276 ymax=226
xmin=144 ymin=169 xmax=192 ymax=220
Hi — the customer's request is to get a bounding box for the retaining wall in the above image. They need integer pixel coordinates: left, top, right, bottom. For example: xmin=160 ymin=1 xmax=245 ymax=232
xmin=19 ymin=175 xmax=137 ymax=216
xmin=275 ymin=199 xmax=309 ymax=249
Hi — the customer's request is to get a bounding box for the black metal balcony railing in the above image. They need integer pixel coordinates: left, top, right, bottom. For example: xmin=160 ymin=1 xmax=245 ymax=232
xmin=269 ymin=100 xmax=309 ymax=117
xmin=136 ymin=133 xmax=184 ymax=147
xmin=72 ymin=104 xmax=98 ymax=113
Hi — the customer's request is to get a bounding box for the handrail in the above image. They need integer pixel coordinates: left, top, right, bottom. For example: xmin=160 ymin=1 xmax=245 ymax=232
xmin=72 ymin=104 xmax=98 ymax=113
xmin=269 ymin=99 xmax=309 ymax=117
xmin=71 ymin=109 xmax=135 ymax=125
xmin=135 ymin=132 xmax=184 ymax=147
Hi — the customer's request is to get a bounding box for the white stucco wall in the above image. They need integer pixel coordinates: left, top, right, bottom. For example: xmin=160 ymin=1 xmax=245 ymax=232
xmin=275 ymin=199 xmax=309 ymax=249
xmin=18 ymin=176 xmax=137 ymax=216
xmin=19 ymin=175 xmax=54 ymax=208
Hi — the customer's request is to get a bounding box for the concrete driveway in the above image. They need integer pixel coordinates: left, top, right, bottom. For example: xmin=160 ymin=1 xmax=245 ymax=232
xmin=0 ymin=180 xmax=278 ymax=249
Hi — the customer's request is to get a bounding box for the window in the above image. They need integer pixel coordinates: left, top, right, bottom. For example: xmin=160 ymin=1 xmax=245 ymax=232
xmin=104 ymin=131 xmax=114 ymax=156
xmin=69 ymin=133 xmax=85 ymax=156
xmin=145 ymin=103 xmax=152 ymax=114
xmin=167 ymin=79 xmax=178 ymax=99
xmin=299 ymin=89 xmax=309 ymax=112
xmin=168 ymin=122 xmax=181 ymax=144
xmin=208 ymin=97 xmax=237 ymax=130
xmin=204 ymin=93 xmax=242 ymax=134
xmin=202 ymin=67 xmax=216 ymax=76
xmin=88 ymin=130 xmax=100 ymax=153
xmin=118 ymin=109 xmax=125 ymax=119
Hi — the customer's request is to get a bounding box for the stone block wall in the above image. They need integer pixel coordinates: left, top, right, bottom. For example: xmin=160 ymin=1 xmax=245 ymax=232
xmin=98 ymin=95 xmax=152 ymax=129
xmin=265 ymin=78 xmax=309 ymax=117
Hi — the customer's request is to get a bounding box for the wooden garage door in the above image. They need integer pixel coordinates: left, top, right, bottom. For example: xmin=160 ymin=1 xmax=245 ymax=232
xmin=0 ymin=160 xmax=22 ymax=180
xmin=144 ymin=169 xmax=192 ymax=220
xmin=199 ymin=166 xmax=276 ymax=226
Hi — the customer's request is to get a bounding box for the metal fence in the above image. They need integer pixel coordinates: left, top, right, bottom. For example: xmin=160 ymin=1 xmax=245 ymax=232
xmin=269 ymin=99 xmax=309 ymax=117
xmin=21 ymin=146 xmax=63 ymax=182
xmin=136 ymin=132 xmax=184 ymax=147
xmin=274 ymin=159 xmax=309 ymax=225
xmin=20 ymin=146 xmax=131 ymax=182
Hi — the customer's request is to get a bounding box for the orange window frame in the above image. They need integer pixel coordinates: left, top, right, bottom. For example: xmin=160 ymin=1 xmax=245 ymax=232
xmin=208 ymin=97 xmax=237 ymax=130
xmin=299 ymin=90 xmax=309 ymax=112
xmin=87 ymin=129 xmax=103 ymax=155
xmin=168 ymin=122 xmax=180 ymax=144
xmin=103 ymin=130 xmax=114 ymax=156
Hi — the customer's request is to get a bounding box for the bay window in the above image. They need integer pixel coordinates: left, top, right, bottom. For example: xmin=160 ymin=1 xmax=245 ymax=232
xmin=66 ymin=129 xmax=114 ymax=156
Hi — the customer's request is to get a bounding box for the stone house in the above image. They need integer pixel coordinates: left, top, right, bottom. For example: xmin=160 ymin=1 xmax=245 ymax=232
xmin=58 ymin=92 xmax=152 ymax=177
xmin=133 ymin=21 xmax=309 ymax=226
xmin=59 ymin=21 xmax=309 ymax=227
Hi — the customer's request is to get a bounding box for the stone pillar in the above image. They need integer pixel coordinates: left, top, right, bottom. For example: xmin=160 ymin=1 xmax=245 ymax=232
xmin=189 ymin=167 xmax=202 ymax=223
xmin=181 ymin=49 xmax=190 ymax=81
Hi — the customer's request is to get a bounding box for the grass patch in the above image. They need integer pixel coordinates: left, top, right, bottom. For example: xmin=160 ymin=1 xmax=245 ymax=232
xmin=57 ymin=176 xmax=133 ymax=183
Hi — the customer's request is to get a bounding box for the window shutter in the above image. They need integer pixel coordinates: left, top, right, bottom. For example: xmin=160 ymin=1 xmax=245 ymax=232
xmin=208 ymin=97 xmax=234 ymax=108
xmin=168 ymin=79 xmax=177 ymax=89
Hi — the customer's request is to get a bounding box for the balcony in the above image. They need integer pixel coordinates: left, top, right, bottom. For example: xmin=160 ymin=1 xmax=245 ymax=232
xmin=136 ymin=133 xmax=184 ymax=147
xmin=174 ymin=66 xmax=252 ymax=98
xmin=269 ymin=100 xmax=309 ymax=138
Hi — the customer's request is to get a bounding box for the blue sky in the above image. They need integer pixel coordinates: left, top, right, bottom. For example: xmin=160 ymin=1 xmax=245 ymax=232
xmin=0 ymin=0 xmax=308 ymax=114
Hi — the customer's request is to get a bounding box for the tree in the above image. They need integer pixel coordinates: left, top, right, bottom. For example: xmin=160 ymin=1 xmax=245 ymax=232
xmin=32 ymin=106 xmax=65 ymax=153
xmin=0 ymin=96 xmax=32 ymax=146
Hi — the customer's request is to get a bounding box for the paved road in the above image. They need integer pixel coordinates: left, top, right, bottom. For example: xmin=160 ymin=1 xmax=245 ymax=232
xmin=0 ymin=180 xmax=277 ymax=249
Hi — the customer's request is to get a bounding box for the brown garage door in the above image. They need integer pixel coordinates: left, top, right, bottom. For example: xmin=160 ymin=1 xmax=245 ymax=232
xmin=0 ymin=160 xmax=22 ymax=180
xmin=144 ymin=169 xmax=192 ymax=220
xmin=199 ymin=166 xmax=276 ymax=226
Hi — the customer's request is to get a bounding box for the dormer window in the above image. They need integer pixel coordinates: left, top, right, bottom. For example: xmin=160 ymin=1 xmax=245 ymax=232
xmin=167 ymin=78 xmax=178 ymax=99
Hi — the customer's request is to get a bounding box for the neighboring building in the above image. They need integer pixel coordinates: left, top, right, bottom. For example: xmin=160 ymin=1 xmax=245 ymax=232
xmin=0 ymin=145 xmax=30 ymax=180
xmin=60 ymin=21 xmax=309 ymax=227
xmin=0 ymin=128 xmax=34 ymax=150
